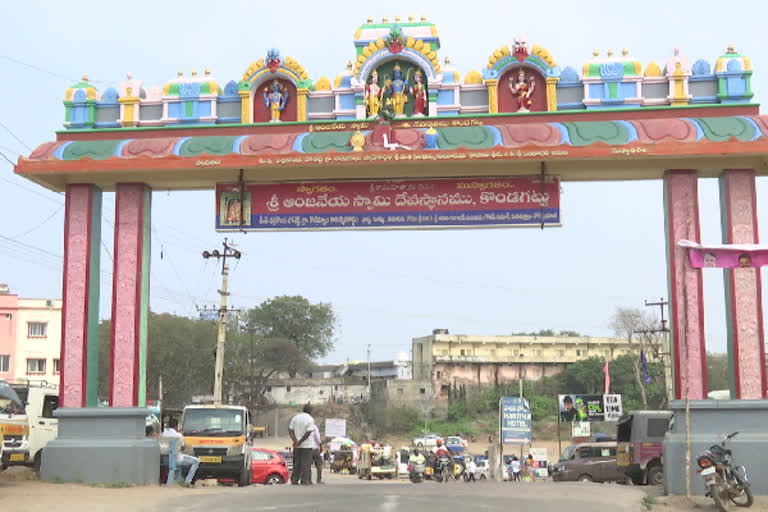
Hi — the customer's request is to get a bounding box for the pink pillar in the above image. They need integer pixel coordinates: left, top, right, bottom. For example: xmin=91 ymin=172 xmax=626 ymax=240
xmin=719 ymin=169 xmax=767 ymax=399
xmin=61 ymin=184 xmax=102 ymax=408
xmin=110 ymin=183 xmax=151 ymax=407
xmin=664 ymin=170 xmax=707 ymax=399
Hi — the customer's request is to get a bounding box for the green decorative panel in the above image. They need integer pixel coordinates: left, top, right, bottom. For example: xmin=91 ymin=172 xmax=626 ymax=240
xmin=301 ymin=132 xmax=354 ymax=153
xmin=436 ymin=127 xmax=495 ymax=150
xmin=561 ymin=121 xmax=630 ymax=146
xmin=695 ymin=117 xmax=756 ymax=142
xmin=178 ymin=136 xmax=239 ymax=157
xmin=62 ymin=140 xmax=121 ymax=160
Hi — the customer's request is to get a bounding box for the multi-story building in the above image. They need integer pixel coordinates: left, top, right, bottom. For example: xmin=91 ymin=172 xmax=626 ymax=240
xmin=0 ymin=284 xmax=61 ymax=386
xmin=311 ymin=358 xmax=412 ymax=381
xmin=413 ymin=329 xmax=635 ymax=399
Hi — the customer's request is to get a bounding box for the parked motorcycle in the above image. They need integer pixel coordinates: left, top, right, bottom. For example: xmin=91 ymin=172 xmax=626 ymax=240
xmin=696 ymin=432 xmax=753 ymax=511
xmin=409 ymin=463 xmax=425 ymax=483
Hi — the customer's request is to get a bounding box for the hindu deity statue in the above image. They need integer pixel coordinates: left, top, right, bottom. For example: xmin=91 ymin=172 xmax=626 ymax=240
xmin=385 ymin=63 xmax=409 ymax=116
xmin=508 ymin=68 xmax=535 ymax=112
xmin=263 ymin=80 xmax=288 ymax=122
xmin=365 ymin=71 xmax=382 ymax=118
xmin=411 ymin=70 xmax=427 ymax=116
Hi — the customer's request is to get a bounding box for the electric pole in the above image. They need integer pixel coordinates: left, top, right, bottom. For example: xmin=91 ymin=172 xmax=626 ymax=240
xmin=202 ymin=238 xmax=242 ymax=406
xmin=640 ymin=297 xmax=673 ymax=403
xmin=367 ymin=344 xmax=372 ymax=400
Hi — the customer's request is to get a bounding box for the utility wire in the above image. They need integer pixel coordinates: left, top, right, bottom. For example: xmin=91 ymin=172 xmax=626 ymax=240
xmin=0 ymin=121 xmax=32 ymax=151
xmin=9 ymin=205 xmax=64 ymax=238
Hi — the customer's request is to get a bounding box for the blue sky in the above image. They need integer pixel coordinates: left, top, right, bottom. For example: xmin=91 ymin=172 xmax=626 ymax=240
xmin=1 ymin=0 xmax=766 ymax=364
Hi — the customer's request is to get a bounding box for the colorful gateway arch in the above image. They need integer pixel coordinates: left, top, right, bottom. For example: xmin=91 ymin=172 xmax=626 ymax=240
xmin=14 ymin=17 xmax=767 ymax=417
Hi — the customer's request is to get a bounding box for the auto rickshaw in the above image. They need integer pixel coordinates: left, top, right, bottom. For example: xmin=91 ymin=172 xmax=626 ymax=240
xmin=331 ymin=448 xmax=356 ymax=474
xmin=357 ymin=443 xmax=396 ymax=480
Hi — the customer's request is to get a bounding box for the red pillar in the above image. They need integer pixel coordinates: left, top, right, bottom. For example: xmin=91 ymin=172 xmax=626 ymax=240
xmin=664 ymin=170 xmax=707 ymax=399
xmin=110 ymin=184 xmax=151 ymax=407
xmin=60 ymin=184 xmax=102 ymax=408
xmin=719 ymin=169 xmax=767 ymax=399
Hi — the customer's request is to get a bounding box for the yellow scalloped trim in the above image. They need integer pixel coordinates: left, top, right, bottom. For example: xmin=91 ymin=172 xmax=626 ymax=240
xmin=431 ymin=25 xmax=438 ymax=37
xmin=406 ymin=37 xmax=415 ymax=48
xmin=644 ymin=61 xmax=662 ymax=77
xmin=464 ymin=70 xmax=482 ymax=85
xmin=354 ymin=28 xmax=362 ymax=40
xmin=334 ymin=75 xmax=343 ymax=89
xmin=744 ymin=57 xmax=752 ymax=70
xmin=315 ymin=76 xmax=332 ymax=91
xmin=375 ymin=38 xmax=385 ymax=50
xmin=531 ymin=45 xmax=556 ymax=68
xmin=414 ymin=40 xmax=424 ymax=51
xmin=353 ymin=38 xmax=442 ymax=79
xmin=633 ymin=61 xmax=642 ymax=76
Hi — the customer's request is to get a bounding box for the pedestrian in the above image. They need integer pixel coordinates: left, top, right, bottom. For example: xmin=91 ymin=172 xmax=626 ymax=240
xmin=466 ymin=458 xmax=477 ymax=482
xmin=160 ymin=418 xmax=200 ymax=487
xmin=311 ymin=422 xmax=324 ymax=484
xmin=511 ymin=456 xmax=521 ymax=482
xmin=288 ymin=403 xmax=317 ymax=485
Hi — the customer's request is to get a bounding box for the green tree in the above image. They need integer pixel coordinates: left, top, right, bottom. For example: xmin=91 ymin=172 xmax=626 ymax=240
xmin=706 ymin=353 xmax=729 ymax=392
xmin=244 ymin=296 xmax=337 ymax=363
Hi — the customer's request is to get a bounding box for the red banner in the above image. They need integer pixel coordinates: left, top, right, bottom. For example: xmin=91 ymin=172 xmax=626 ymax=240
xmin=216 ymin=176 xmax=560 ymax=231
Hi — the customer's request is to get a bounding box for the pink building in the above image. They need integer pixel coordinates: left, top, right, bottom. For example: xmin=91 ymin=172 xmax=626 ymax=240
xmin=0 ymin=284 xmax=62 ymax=386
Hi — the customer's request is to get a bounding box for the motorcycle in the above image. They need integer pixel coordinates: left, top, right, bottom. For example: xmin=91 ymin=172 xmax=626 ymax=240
xmin=434 ymin=456 xmax=453 ymax=483
xmin=408 ymin=462 xmax=425 ymax=483
xmin=696 ymin=431 xmax=753 ymax=511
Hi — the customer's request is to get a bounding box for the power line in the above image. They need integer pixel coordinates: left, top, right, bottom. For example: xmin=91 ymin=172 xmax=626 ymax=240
xmin=9 ymin=205 xmax=64 ymax=238
xmin=0 ymin=121 xmax=32 ymax=152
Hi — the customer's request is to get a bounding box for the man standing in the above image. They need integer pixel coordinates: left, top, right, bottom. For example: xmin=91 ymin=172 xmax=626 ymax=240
xmin=288 ymin=404 xmax=316 ymax=485
xmin=311 ymin=423 xmax=324 ymax=484
xmin=161 ymin=418 xmax=200 ymax=487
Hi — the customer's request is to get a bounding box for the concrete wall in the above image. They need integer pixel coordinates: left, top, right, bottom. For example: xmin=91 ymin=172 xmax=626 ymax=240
xmin=371 ymin=379 xmax=432 ymax=408
xmin=264 ymin=379 xmax=368 ymax=406
xmin=0 ymin=294 xmax=18 ymax=381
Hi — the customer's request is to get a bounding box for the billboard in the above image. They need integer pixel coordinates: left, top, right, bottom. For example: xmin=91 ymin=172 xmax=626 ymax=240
xmin=215 ymin=176 xmax=560 ymax=231
xmin=558 ymin=394 xmax=623 ymax=422
xmin=501 ymin=396 xmax=531 ymax=444
xmin=679 ymin=240 xmax=768 ymax=268
xmin=324 ymin=418 xmax=346 ymax=439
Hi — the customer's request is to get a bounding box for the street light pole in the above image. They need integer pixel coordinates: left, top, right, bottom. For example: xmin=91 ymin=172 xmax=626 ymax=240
xmin=202 ymin=238 xmax=242 ymax=406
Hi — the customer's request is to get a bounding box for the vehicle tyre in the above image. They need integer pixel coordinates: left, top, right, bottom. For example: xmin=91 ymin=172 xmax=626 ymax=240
xmin=730 ymin=479 xmax=754 ymax=508
xmin=480 ymin=474 xmax=487 ymax=480
xmin=441 ymin=468 xmax=450 ymax=483
xmin=265 ymin=474 xmax=284 ymax=485
xmin=646 ymin=465 xmax=664 ymax=486
xmin=33 ymin=451 xmax=42 ymax=473
xmin=417 ymin=442 xmax=423 ymax=448
xmin=578 ymin=474 xmax=593 ymax=483
xmin=712 ymin=482 xmax=729 ymax=512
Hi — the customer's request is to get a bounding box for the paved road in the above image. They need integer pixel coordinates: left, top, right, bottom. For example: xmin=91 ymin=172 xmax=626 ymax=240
xmin=153 ymin=477 xmax=647 ymax=512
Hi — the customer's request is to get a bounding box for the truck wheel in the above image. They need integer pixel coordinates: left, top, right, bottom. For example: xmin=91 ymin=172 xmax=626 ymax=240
xmin=578 ymin=474 xmax=593 ymax=482
xmin=33 ymin=451 xmax=42 ymax=473
xmin=646 ymin=465 xmax=664 ymax=486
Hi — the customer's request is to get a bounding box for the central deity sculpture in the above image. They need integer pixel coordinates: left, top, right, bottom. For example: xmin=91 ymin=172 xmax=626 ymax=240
xmin=385 ymin=63 xmax=410 ymax=116
xmin=508 ymin=68 xmax=535 ymax=112
xmin=263 ymin=80 xmax=288 ymax=122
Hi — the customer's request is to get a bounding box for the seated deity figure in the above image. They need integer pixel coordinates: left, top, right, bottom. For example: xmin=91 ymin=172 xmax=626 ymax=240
xmin=263 ymin=80 xmax=288 ymax=122
xmin=508 ymin=68 xmax=535 ymax=112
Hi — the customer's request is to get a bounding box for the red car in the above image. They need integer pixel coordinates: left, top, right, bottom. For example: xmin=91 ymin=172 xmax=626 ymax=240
xmin=251 ymin=448 xmax=290 ymax=485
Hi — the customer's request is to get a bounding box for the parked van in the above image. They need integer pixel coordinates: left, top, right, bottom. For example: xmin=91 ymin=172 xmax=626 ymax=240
xmin=551 ymin=441 xmax=625 ymax=483
xmin=1 ymin=382 xmax=59 ymax=472
xmin=616 ymin=410 xmax=672 ymax=485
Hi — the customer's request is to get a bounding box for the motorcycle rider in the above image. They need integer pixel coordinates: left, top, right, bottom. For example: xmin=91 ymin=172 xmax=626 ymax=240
xmin=433 ymin=439 xmax=454 ymax=478
xmin=409 ymin=448 xmax=426 ymax=480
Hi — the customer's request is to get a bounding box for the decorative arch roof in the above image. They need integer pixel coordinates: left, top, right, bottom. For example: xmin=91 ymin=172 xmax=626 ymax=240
xmin=715 ymin=45 xmax=751 ymax=73
xmin=65 ymin=75 xmax=98 ymax=101
xmin=483 ymin=44 xmax=559 ymax=80
xmin=240 ymin=56 xmax=311 ymax=91
xmin=354 ymin=36 xmax=441 ymax=81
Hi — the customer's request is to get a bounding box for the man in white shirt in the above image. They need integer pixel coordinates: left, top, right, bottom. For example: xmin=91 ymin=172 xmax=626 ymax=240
xmin=466 ymin=459 xmax=477 ymax=482
xmin=288 ymin=404 xmax=316 ymax=485
xmin=161 ymin=418 xmax=200 ymax=486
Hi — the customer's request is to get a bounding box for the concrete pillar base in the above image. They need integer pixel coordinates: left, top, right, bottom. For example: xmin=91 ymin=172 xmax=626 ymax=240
xmin=663 ymin=400 xmax=768 ymax=495
xmin=41 ymin=408 xmax=158 ymax=484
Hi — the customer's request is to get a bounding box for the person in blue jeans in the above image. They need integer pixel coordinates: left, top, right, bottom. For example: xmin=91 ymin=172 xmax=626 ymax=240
xmin=161 ymin=418 xmax=200 ymax=487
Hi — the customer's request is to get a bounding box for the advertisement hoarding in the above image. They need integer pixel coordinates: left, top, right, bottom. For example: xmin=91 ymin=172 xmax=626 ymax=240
xmin=558 ymin=394 xmax=623 ymax=422
xmin=216 ymin=176 xmax=560 ymax=231
xmin=501 ymin=397 xmax=531 ymax=444
xmin=324 ymin=418 xmax=346 ymax=439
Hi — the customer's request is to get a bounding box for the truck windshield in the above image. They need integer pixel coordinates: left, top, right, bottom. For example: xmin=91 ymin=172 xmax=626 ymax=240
xmin=183 ymin=409 xmax=244 ymax=436
xmin=559 ymin=445 xmax=575 ymax=462
xmin=0 ymin=381 xmax=25 ymax=415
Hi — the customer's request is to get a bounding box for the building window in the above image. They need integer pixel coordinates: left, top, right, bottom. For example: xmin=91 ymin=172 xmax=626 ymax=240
xmin=513 ymin=349 xmax=519 ymax=356
xmin=53 ymin=359 xmax=60 ymax=374
xmin=490 ymin=349 xmax=496 ymax=357
xmin=436 ymin=371 xmax=442 ymax=379
xmin=460 ymin=349 xmax=466 ymax=356
xmin=397 ymin=388 xmax=404 ymax=394
xmin=286 ymin=386 xmax=291 ymax=392
xmin=319 ymin=390 xmax=324 ymax=395
xmin=576 ymin=350 xmax=581 ymax=357
xmin=26 ymin=358 xmax=46 ymax=374
xmin=334 ymin=385 xmax=339 ymax=391
xmin=3 ymin=314 xmax=11 ymax=320
xmin=0 ymin=355 xmax=9 ymax=372
xmin=28 ymin=322 xmax=47 ymax=338
xmin=266 ymin=386 xmax=272 ymax=392
xmin=442 ymin=349 xmax=448 ymax=356
xmin=558 ymin=350 xmax=565 ymax=357
xmin=419 ymin=387 xmax=426 ymax=394
xmin=535 ymin=350 xmax=542 ymax=357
